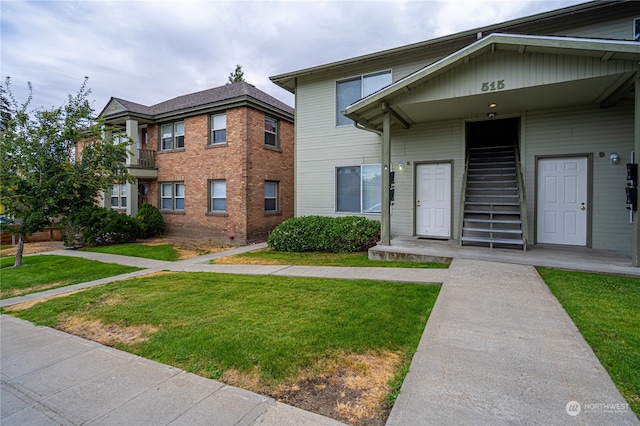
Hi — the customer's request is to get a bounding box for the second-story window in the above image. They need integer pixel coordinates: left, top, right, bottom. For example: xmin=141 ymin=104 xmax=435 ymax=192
xmin=161 ymin=122 xmax=185 ymax=150
xmin=211 ymin=113 xmax=226 ymax=145
xmin=264 ymin=117 xmax=277 ymax=147
xmin=336 ymin=70 xmax=391 ymax=126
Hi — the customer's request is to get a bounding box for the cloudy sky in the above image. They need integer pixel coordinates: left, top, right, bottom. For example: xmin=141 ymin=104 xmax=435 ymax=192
xmin=2 ymin=0 xmax=588 ymax=113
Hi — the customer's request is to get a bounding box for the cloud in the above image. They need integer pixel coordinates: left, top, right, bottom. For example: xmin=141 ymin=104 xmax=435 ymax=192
xmin=1 ymin=0 xmax=587 ymax=112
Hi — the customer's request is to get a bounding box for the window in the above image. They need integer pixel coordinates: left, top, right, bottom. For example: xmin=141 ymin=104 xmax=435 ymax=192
xmin=110 ymin=184 xmax=127 ymax=208
xmin=161 ymin=122 xmax=185 ymax=150
xmin=635 ymin=18 xmax=640 ymax=41
xmin=160 ymin=182 xmax=185 ymax=210
xmin=264 ymin=181 xmax=279 ymax=212
xmin=211 ymin=113 xmax=226 ymax=145
xmin=210 ymin=180 xmax=226 ymax=211
xmin=336 ymin=71 xmax=392 ymax=126
xmin=336 ymin=164 xmax=381 ymax=213
xmin=264 ymin=117 xmax=277 ymax=146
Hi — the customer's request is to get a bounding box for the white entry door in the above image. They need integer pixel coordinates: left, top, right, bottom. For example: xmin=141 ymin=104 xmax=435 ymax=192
xmin=416 ymin=163 xmax=451 ymax=238
xmin=537 ymin=157 xmax=588 ymax=246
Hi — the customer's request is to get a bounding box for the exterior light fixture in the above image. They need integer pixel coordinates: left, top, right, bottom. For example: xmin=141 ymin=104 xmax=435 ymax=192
xmin=610 ymin=152 xmax=620 ymax=165
xmin=398 ymin=162 xmax=404 ymax=170
xmin=488 ymin=103 xmax=497 ymax=108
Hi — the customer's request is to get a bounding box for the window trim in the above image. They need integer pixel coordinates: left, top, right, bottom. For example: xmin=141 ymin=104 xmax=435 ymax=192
xmin=160 ymin=181 xmax=185 ymax=211
xmin=264 ymin=116 xmax=278 ymax=147
xmin=210 ymin=113 xmax=227 ymax=146
xmin=264 ymin=181 xmax=279 ymax=213
xmin=335 ymin=164 xmax=382 ymax=213
xmin=110 ymin=183 xmax=127 ymax=209
xmin=335 ymin=70 xmax=392 ymax=127
xmin=634 ymin=17 xmax=640 ymax=41
xmin=160 ymin=121 xmax=185 ymax=151
xmin=209 ymin=179 xmax=227 ymax=213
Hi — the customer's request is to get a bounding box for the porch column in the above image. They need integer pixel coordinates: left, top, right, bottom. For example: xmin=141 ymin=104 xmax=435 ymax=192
xmin=380 ymin=107 xmax=391 ymax=245
xmin=125 ymin=119 xmax=139 ymax=217
xmin=125 ymin=119 xmax=139 ymax=167
xmin=634 ymin=73 xmax=639 ymax=266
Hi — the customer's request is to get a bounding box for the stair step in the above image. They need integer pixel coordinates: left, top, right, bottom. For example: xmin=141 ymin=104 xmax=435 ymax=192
xmin=463 ymin=227 xmax=523 ymax=234
xmin=467 ymin=180 xmax=517 ymax=185
xmin=465 ymin=209 xmax=522 ymax=215
xmin=468 ymin=167 xmax=516 ymax=171
xmin=466 ymin=194 xmax=519 ymax=198
xmin=469 ymin=160 xmax=515 ymax=166
xmin=466 ymin=187 xmax=518 ymax=191
xmin=467 ymin=173 xmax=517 ymax=178
xmin=461 ymin=236 xmax=525 ymax=245
xmin=469 ymin=145 xmax=513 ymax=151
xmin=464 ymin=218 xmax=522 ymax=224
xmin=465 ymin=201 xmax=520 ymax=206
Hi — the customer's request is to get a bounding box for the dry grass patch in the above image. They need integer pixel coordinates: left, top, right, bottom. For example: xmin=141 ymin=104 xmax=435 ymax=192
xmin=59 ymin=316 xmax=158 ymax=345
xmin=3 ymin=290 xmax=85 ymax=312
xmin=142 ymin=236 xmax=231 ymax=259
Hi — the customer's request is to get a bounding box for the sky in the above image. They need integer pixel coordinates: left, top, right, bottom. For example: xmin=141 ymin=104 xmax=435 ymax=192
xmin=1 ymin=0 xmax=589 ymax=113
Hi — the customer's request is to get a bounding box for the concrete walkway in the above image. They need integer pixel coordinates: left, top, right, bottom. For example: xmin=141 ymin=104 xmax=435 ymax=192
xmin=1 ymin=246 xmax=638 ymax=425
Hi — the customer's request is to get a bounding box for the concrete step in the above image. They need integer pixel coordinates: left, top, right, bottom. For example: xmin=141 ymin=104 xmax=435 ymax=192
xmin=461 ymin=236 xmax=525 ymax=245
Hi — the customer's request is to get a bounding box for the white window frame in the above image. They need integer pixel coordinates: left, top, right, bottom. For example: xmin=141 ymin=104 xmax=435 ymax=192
xmin=160 ymin=182 xmax=185 ymax=211
xmin=335 ymin=164 xmax=381 ymax=213
xmin=160 ymin=121 xmax=185 ymax=150
xmin=336 ymin=70 xmax=392 ymax=126
xmin=211 ymin=113 xmax=227 ymax=145
xmin=634 ymin=17 xmax=640 ymax=41
xmin=264 ymin=117 xmax=278 ymax=147
xmin=110 ymin=183 xmax=127 ymax=209
xmin=264 ymin=181 xmax=279 ymax=212
xmin=210 ymin=180 xmax=227 ymax=212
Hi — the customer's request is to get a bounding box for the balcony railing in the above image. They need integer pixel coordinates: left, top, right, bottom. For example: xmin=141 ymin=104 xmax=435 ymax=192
xmin=137 ymin=149 xmax=155 ymax=168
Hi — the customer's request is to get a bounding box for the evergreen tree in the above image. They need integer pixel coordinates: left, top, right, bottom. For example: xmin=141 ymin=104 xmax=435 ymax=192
xmin=227 ymin=64 xmax=245 ymax=83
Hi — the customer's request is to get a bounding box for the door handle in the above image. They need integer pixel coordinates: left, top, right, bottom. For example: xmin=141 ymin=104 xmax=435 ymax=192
xmin=580 ymin=202 xmax=586 ymax=211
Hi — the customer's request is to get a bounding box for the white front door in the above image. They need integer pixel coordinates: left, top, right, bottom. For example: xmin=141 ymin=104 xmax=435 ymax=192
xmin=537 ymin=157 xmax=588 ymax=246
xmin=416 ymin=163 xmax=451 ymax=238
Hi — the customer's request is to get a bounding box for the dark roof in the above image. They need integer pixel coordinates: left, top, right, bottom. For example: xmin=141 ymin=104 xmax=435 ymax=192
xmin=104 ymin=81 xmax=294 ymax=119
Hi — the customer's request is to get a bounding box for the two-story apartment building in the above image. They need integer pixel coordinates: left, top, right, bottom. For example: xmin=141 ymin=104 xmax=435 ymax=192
xmin=99 ymin=82 xmax=294 ymax=244
xmin=271 ymin=0 xmax=640 ymax=265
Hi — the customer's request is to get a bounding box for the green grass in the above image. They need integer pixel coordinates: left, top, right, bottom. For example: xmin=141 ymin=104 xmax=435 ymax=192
xmin=214 ymin=249 xmax=449 ymax=268
xmin=538 ymin=268 xmax=640 ymax=416
xmin=81 ymin=243 xmax=180 ymax=261
xmin=0 ymin=255 xmax=142 ymax=299
xmin=10 ymin=272 xmax=440 ymax=386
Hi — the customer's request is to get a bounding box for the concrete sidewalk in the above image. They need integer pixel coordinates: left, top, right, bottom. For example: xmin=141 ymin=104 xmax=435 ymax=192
xmin=0 ymin=315 xmax=343 ymax=426
xmin=2 ymin=247 xmax=639 ymax=425
xmin=387 ymin=259 xmax=639 ymax=425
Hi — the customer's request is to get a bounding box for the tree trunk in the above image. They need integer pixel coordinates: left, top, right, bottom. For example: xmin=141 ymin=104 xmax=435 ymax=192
xmin=13 ymin=233 xmax=25 ymax=267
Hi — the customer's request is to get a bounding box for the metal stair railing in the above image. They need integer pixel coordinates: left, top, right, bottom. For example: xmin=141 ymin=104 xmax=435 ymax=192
xmin=513 ymin=142 xmax=528 ymax=250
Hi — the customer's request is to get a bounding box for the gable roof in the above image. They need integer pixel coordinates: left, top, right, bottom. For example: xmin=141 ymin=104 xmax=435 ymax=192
xmin=343 ymin=33 xmax=640 ymax=130
xmin=100 ymin=81 xmax=294 ymax=124
xmin=270 ymin=0 xmax=636 ymax=93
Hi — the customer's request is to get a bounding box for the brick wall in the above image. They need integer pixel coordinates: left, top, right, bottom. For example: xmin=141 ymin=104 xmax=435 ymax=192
xmin=147 ymin=106 xmax=294 ymax=244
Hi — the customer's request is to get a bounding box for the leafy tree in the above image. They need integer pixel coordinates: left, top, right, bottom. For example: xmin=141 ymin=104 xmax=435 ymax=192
xmin=227 ymin=64 xmax=245 ymax=83
xmin=0 ymin=77 xmax=131 ymax=267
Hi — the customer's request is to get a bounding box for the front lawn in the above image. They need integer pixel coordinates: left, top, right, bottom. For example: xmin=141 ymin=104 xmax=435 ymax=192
xmin=213 ymin=249 xmax=449 ymax=268
xmin=9 ymin=272 xmax=440 ymax=423
xmin=539 ymin=268 xmax=640 ymax=416
xmin=81 ymin=243 xmax=180 ymax=261
xmin=0 ymin=255 xmax=142 ymax=299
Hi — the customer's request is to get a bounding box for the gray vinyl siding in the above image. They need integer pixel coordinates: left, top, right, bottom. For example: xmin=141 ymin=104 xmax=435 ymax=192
xmin=390 ymin=120 xmax=464 ymax=237
xmin=522 ymin=103 xmax=635 ymax=254
xmin=556 ymin=15 xmax=638 ymax=40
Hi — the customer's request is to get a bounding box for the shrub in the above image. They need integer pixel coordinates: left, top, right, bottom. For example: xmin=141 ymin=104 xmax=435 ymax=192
xmin=62 ymin=205 xmax=142 ymax=247
xmin=267 ymin=215 xmax=380 ymax=253
xmin=136 ymin=203 xmax=164 ymax=237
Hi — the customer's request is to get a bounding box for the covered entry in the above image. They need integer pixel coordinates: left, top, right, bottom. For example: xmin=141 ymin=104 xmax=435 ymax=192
xmin=343 ymin=33 xmax=640 ymax=264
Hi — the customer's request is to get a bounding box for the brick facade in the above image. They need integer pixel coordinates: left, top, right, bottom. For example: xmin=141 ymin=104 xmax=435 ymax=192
xmin=147 ymin=106 xmax=294 ymax=244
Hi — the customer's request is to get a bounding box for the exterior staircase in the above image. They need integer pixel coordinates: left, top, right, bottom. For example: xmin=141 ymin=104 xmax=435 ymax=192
xmin=460 ymin=144 xmax=526 ymax=249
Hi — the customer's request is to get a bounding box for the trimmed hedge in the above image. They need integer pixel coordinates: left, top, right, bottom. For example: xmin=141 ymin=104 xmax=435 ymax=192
xmin=267 ymin=216 xmax=380 ymax=253
xmin=62 ymin=205 xmax=142 ymax=247
xmin=136 ymin=203 xmax=164 ymax=237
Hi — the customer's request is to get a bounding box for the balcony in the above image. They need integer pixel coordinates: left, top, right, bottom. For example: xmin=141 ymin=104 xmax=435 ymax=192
xmin=127 ymin=149 xmax=158 ymax=179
